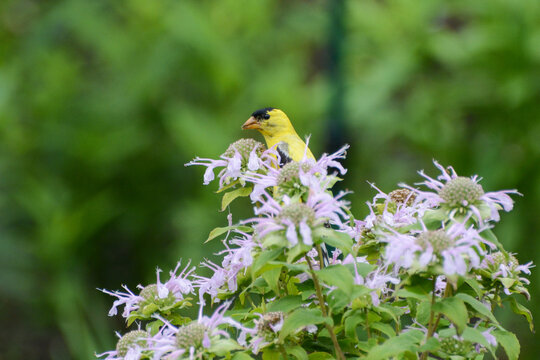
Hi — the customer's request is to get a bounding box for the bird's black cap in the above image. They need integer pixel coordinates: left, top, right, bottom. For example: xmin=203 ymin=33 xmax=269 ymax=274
xmin=251 ymin=107 xmax=274 ymax=118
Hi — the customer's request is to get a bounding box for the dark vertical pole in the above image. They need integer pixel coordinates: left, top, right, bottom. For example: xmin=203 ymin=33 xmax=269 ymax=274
xmin=326 ymin=0 xmax=346 ymax=154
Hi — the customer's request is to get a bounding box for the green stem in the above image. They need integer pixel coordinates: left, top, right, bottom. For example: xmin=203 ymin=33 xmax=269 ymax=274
xmin=316 ymin=244 xmax=326 ymax=269
xmin=279 ymin=344 xmax=288 ymax=360
xmin=306 ymin=257 xmax=345 ymax=360
xmin=420 ymin=278 xmax=438 ymax=360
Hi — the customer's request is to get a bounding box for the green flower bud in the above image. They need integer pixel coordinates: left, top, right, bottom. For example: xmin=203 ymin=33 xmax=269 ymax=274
xmin=139 ymin=284 xmax=175 ymax=308
xmin=417 ymin=230 xmax=453 ymax=253
xmin=439 ymin=177 xmax=484 ymax=207
xmin=439 ymin=337 xmax=474 ymax=356
xmin=116 ymin=330 xmax=149 ymax=357
xmin=277 ymin=162 xmax=313 ymax=185
xmin=278 ymin=203 xmax=316 ymax=226
xmin=176 ymin=322 xmax=207 ymax=349
xmin=223 ymin=138 xmax=266 ymax=159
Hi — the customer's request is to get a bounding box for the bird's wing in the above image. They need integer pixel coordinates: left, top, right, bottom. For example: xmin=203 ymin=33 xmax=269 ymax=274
xmin=276 ymin=141 xmax=293 ymax=167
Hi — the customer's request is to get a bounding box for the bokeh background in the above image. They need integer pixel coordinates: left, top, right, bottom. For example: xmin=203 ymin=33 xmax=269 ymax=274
xmin=1 ymin=0 xmax=539 ymax=358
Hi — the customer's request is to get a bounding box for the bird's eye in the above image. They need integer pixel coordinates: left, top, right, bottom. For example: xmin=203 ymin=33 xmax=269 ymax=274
xmin=264 ymin=114 xmax=270 ymax=119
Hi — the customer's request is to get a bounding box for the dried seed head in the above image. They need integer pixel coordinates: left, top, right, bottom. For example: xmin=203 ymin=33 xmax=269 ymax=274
xmin=256 ymin=312 xmax=284 ymax=334
xmin=389 ymin=188 xmax=416 ymax=206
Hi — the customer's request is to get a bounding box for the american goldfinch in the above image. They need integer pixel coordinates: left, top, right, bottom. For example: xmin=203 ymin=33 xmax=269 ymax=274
xmin=242 ymin=107 xmax=314 ymax=166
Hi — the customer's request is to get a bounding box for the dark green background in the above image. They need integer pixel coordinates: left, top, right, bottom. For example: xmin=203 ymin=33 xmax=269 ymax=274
xmin=1 ymin=0 xmax=538 ymax=358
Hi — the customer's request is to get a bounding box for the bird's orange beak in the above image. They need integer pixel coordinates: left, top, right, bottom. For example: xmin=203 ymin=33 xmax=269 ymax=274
xmin=242 ymin=116 xmax=260 ymax=130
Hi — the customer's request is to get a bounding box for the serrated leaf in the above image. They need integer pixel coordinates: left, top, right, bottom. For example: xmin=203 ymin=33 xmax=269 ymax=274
xmin=455 ymin=293 xmax=499 ymax=326
xmin=505 ymin=296 xmax=534 ymax=332
xmin=433 ymin=297 xmax=468 ymax=335
xmin=267 ymin=295 xmax=303 ymax=313
xmin=221 ymin=186 xmax=252 ymax=211
xmin=493 ymin=330 xmax=520 ymax=360
xmin=370 ymin=322 xmax=396 ymax=338
xmin=279 ymin=308 xmax=330 ymax=341
xmin=261 ymin=266 xmax=282 ymax=295
xmin=364 ymin=329 xmax=424 ymax=360
xmin=416 ymin=300 xmax=431 ymax=325
xmin=316 ymin=265 xmax=355 ymax=296
xmin=206 ymin=225 xmax=253 ymax=243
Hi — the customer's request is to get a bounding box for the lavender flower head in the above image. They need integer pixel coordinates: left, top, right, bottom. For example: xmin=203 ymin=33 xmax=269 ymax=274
xmin=194 ymin=233 xmax=257 ymax=304
xmin=246 ymin=190 xmax=349 ymax=247
xmin=401 ymin=161 xmax=520 ymax=223
xmin=382 ymin=221 xmax=494 ymax=275
xmin=100 ymin=261 xmax=195 ymax=319
xmin=247 ymin=143 xmax=349 ymax=202
xmin=150 ymin=301 xmax=245 ymax=360
xmin=97 ymin=330 xmax=150 ymax=360
xmin=186 ymin=138 xmax=276 ymax=188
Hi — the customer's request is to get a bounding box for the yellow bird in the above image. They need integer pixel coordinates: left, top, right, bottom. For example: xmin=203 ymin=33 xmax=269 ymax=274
xmin=242 ymin=107 xmax=314 ymax=166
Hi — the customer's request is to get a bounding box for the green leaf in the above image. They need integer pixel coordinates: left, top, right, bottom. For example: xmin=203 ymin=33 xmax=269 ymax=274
xmin=252 ymin=248 xmax=283 ymax=275
xmin=145 ymin=319 xmax=163 ymax=336
xmin=395 ymin=287 xmax=430 ymax=301
xmin=206 ymin=225 xmax=253 ymax=243
xmin=262 ymin=348 xmax=281 ymax=360
xmin=267 ymin=295 xmax=303 ymax=313
xmin=262 ymin=266 xmax=282 ymax=295
xmin=286 ymin=345 xmax=308 ymax=360
xmin=493 ymin=329 xmax=520 ymax=360
xmin=210 ymin=338 xmax=241 ymax=355
xmin=221 ymin=186 xmax=252 ymax=211
xmin=232 ymin=352 xmax=255 ymax=360
xmin=432 ymin=297 xmax=468 ymax=335
xmin=416 ymin=300 xmax=431 ymax=325
xmin=307 ymin=352 xmax=334 ymax=360
xmin=462 ymin=327 xmax=496 ymax=358
xmin=464 ymin=278 xmax=484 ymax=298
xmin=279 ymin=308 xmax=331 ymax=341
xmin=370 ymin=322 xmax=396 ymax=338
xmin=454 ymin=293 xmax=499 ymax=326
xmin=479 ymin=229 xmax=506 ymax=253
xmin=365 ymin=329 xmax=424 ymax=360
xmin=286 ymin=243 xmax=311 ymax=263
xmin=313 ymin=227 xmax=353 ymax=254
xmin=505 ymin=296 xmax=534 ymax=332
xmin=344 ymin=310 xmax=363 ymax=339
xmin=316 ymin=265 xmax=355 ymax=296
xmin=269 ymin=261 xmax=309 ymax=273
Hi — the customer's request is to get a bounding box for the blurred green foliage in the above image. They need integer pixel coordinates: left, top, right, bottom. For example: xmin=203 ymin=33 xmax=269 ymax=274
xmin=0 ymin=0 xmax=538 ymax=358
